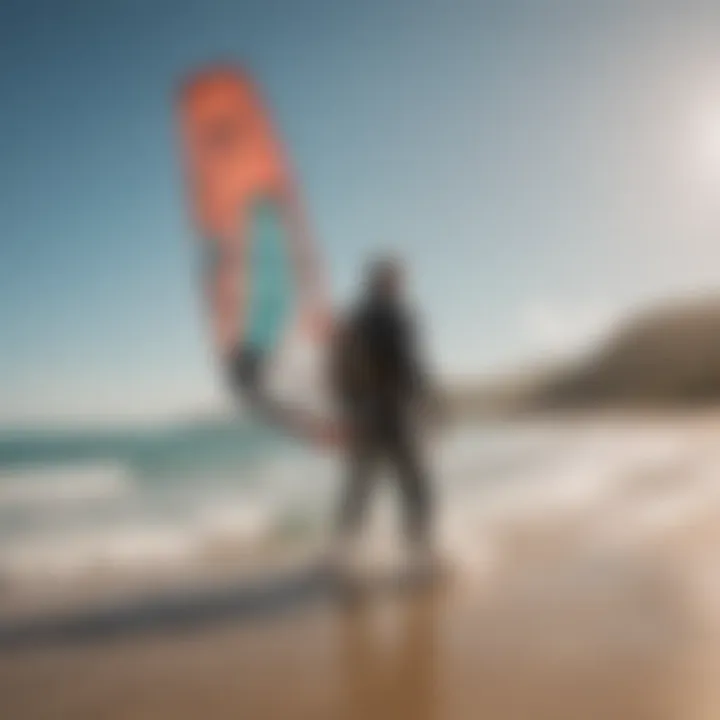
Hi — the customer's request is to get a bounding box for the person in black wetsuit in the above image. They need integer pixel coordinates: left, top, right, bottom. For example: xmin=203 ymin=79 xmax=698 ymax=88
xmin=330 ymin=256 xmax=436 ymax=558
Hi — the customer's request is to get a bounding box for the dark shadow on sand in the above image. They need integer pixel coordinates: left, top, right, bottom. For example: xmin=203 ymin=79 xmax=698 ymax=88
xmin=0 ymin=563 xmax=434 ymax=652
xmin=0 ymin=562 xmax=335 ymax=652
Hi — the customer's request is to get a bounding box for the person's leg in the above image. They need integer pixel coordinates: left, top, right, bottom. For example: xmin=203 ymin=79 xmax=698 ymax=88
xmin=336 ymin=433 xmax=377 ymax=544
xmin=389 ymin=427 xmax=433 ymax=551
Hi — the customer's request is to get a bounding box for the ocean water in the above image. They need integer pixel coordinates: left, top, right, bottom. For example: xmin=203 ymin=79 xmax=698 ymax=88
xmin=2 ymin=415 xmax=720 ymax=586
xmin=0 ymin=418 xmax=336 ymax=582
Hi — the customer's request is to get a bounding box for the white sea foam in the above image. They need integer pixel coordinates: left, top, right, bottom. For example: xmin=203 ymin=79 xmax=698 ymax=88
xmin=0 ymin=463 xmax=130 ymax=508
xmin=0 ymin=499 xmax=276 ymax=582
xmin=3 ymin=419 xmax=720 ymax=587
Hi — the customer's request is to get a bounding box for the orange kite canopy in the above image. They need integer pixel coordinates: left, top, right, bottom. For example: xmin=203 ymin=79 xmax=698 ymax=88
xmin=178 ymin=67 xmax=290 ymax=242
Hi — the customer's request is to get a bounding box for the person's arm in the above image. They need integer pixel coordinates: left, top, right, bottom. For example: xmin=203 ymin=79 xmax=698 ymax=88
xmin=327 ymin=311 xmax=362 ymax=410
xmin=403 ymin=311 xmax=445 ymax=422
xmin=400 ymin=311 xmax=428 ymax=399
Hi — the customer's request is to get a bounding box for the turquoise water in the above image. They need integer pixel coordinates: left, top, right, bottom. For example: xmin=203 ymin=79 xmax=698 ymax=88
xmin=0 ymin=416 xmax=703 ymax=587
xmin=0 ymin=419 xmax=291 ymax=480
xmin=0 ymin=418 xmax=557 ymax=583
xmin=0 ymin=418 xmax=337 ymax=579
xmin=0 ymin=417 xmax=715 ymax=594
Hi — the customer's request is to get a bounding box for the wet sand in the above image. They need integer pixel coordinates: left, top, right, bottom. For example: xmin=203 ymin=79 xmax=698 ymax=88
xmin=4 ymin=415 xmax=720 ymax=719
xmin=2 ymin=510 xmax=720 ymax=719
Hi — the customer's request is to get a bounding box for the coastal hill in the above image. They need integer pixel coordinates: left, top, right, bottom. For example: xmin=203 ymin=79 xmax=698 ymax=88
xmin=542 ymin=295 xmax=720 ymax=407
xmin=447 ymin=295 xmax=720 ymax=415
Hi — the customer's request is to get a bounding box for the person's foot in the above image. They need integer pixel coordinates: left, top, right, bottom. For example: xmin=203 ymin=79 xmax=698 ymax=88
xmin=321 ymin=536 xmax=359 ymax=577
xmin=405 ymin=544 xmax=451 ymax=585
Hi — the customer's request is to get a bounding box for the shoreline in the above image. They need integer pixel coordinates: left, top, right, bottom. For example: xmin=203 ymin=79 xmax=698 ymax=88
xmin=3 ymin=414 xmax=720 ymax=718
xmin=2 ymin=481 xmax=718 ymax=719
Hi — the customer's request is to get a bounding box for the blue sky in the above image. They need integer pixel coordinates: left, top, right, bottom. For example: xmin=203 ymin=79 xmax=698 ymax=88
xmin=3 ymin=0 xmax=720 ymax=423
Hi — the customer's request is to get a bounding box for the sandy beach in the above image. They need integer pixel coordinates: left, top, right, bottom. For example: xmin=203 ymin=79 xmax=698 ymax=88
xmin=3 ymin=415 xmax=720 ymax=719
xmin=0 ymin=522 xmax=715 ymax=720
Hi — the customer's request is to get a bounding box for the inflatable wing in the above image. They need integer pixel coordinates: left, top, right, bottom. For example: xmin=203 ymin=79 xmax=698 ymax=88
xmin=178 ymin=67 xmax=341 ymax=445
